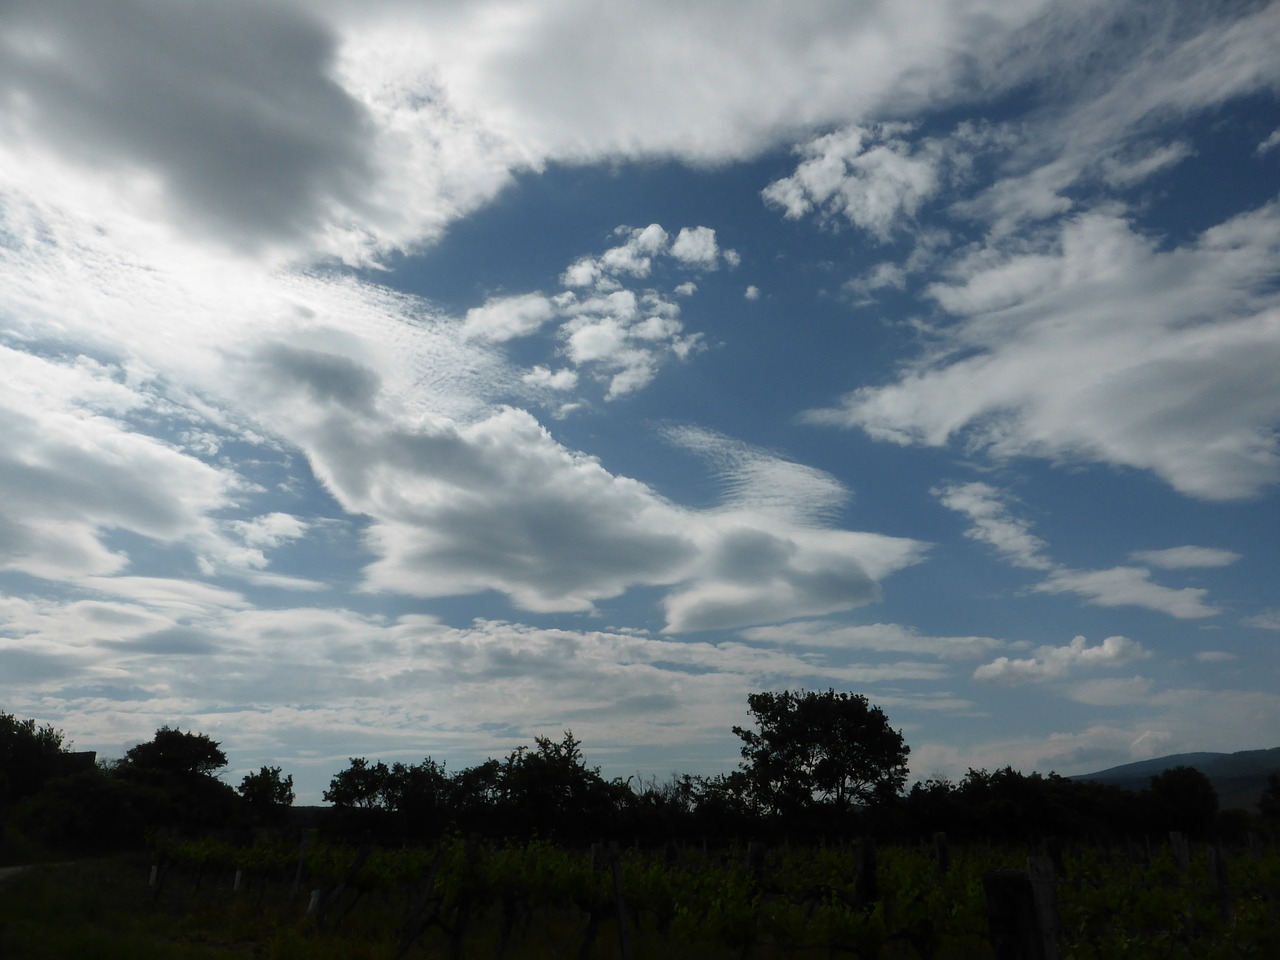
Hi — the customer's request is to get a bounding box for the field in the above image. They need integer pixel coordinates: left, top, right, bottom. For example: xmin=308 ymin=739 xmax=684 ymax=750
xmin=1 ymin=835 xmax=1277 ymax=959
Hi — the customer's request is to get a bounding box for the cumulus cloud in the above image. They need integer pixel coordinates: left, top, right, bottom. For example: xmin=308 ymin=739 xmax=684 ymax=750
xmin=670 ymin=227 xmax=720 ymax=268
xmin=762 ymin=124 xmax=945 ymax=240
xmin=463 ymin=294 xmax=557 ymax=342
xmin=467 ymin=224 xmax=727 ymax=402
xmin=322 ymin=0 xmax=1048 ymax=171
xmin=973 ymin=634 xmax=1149 ymax=684
xmin=811 ymin=208 xmax=1280 ymax=500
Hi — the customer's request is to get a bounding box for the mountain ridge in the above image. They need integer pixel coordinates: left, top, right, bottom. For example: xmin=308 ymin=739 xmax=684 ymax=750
xmin=1071 ymin=746 xmax=1280 ymax=812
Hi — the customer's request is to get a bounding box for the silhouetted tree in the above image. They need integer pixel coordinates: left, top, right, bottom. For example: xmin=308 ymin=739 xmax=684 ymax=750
xmin=497 ymin=731 xmax=629 ymax=840
xmin=324 ymin=757 xmax=390 ymax=811
xmin=123 ymin=726 xmax=227 ymax=778
xmin=238 ymin=765 xmax=294 ymax=825
xmin=116 ymin=726 xmax=235 ymax=830
xmin=733 ymin=689 xmax=909 ymax=819
xmin=0 ymin=712 xmax=69 ymax=808
xmin=1148 ymin=765 xmax=1218 ymax=838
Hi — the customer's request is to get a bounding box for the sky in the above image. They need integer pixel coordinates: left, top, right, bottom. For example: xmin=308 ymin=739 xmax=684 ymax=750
xmin=1 ymin=0 xmax=1278 ymax=804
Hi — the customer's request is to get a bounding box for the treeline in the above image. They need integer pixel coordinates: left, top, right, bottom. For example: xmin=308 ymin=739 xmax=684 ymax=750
xmin=3 ymin=697 xmax=1279 ymax=863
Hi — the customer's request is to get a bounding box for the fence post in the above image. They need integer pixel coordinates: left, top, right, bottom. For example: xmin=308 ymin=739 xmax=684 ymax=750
xmin=983 ymin=864 xmax=1059 ymax=960
xmin=933 ymin=831 xmax=949 ymax=878
xmin=290 ymin=831 xmax=312 ymax=897
xmin=609 ymin=841 xmax=632 ymax=960
xmin=854 ymin=838 xmax=878 ymax=907
xmin=1207 ymin=845 xmax=1234 ymax=923
xmin=1169 ymin=832 xmax=1190 ymax=873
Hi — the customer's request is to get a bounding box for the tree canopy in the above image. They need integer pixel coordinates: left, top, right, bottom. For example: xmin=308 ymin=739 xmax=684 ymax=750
xmin=733 ymin=689 xmax=909 ymax=817
xmin=0 ymin=712 xmax=70 ymax=808
xmin=123 ymin=726 xmax=227 ymax=778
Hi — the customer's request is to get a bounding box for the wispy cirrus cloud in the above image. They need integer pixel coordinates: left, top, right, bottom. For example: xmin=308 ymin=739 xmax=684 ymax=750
xmin=935 ymin=482 xmax=1223 ymax=619
xmin=811 ymin=208 xmax=1280 ymax=501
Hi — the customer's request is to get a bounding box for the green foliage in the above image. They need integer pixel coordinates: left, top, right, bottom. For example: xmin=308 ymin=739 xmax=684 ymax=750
xmin=733 ymin=689 xmax=909 ymax=817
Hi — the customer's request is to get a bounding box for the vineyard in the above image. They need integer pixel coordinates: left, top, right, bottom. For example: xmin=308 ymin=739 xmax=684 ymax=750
xmin=133 ymin=831 xmax=1280 ymax=959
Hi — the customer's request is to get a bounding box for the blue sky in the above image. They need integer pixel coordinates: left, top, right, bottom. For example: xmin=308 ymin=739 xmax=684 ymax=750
xmin=1 ymin=0 xmax=1278 ymax=803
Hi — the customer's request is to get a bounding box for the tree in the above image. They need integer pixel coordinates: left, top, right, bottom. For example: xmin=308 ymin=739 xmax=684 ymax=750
xmin=1148 ymin=765 xmax=1218 ymax=838
xmin=733 ymin=689 xmax=909 ymax=816
xmin=238 ymin=765 xmax=295 ymax=822
xmin=324 ymin=757 xmax=390 ymax=810
xmin=0 ymin=712 xmax=69 ymax=808
xmin=115 ymin=726 xmax=235 ymax=830
xmin=123 ymin=726 xmax=227 ymax=778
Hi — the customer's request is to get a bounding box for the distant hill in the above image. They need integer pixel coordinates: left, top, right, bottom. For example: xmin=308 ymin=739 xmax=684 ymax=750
xmin=1071 ymin=747 xmax=1280 ymax=812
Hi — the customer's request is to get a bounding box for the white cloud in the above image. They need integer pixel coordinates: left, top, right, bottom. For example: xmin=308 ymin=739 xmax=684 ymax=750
xmin=322 ymin=0 xmax=1049 ymax=173
xmin=933 ymin=482 xmax=1052 ymax=570
xmin=0 ymin=349 xmax=241 ymax=581
xmin=1258 ymin=129 xmax=1280 ymax=156
xmin=1098 ymin=141 xmax=1192 ymax=188
xmin=957 ymin=3 xmax=1280 ymax=233
xmin=740 ymin=621 xmax=1006 ymax=660
xmin=0 ymin=0 xmax=376 ymax=258
xmin=1035 ymin=566 xmax=1219 ymax=619
xmin=811 ymin=208 xmax=1280 ymax=500
xmin=1065 ymin=676 xmax=1156 ymax=707
xmin=463 ymin=294 xmax=557 ymax=342
xmin=521 ymin=365 xmax=578 ymax=391
xmin=973 ymin=634 xmax=1149 ymax=684
xmin=1129 ymin=546 xmax=1241 ymax=569
xmin=663 ymin=425 xmax=849 ymax=524
xmin=1195 ymin=650 xmax=1237 ymax=663
xmin=670 ymin=227 xmax=720 ymax=269
xmin=762 ymin=124 xmax=944 ymax=240
xmin=744 ymin=285 xmax=761 ymax=301
xmin=229 ymin=513 xmax=309 ymax=550
xmin=1243 ymin=609 xmax=1280 ymax=631
xmin=936 ymin=481 xmax=1225 ymax=619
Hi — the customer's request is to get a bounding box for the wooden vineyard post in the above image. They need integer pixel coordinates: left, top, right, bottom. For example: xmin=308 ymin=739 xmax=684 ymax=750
xmin=854 ymin=838 xmax=878 ymax=908
xmin=1169 ymin=832 xmax=1190 ymax=873
xmin=290 ymin=831 xmax=312 ymax=897
xmin=982 ymin=860 xmax=1060 ymax=960
xmin=746 ymin=840 xmax=767 ymax=891
xmin=609 ymin=841 xmax=632 ymax=960
xmin=1207 ymin=845 xmax=1234 ymax=923
xmin=396 ymin=849 xmax=443 ymax=960
xmin=934 ymin=831 xmax=950 ymax=878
